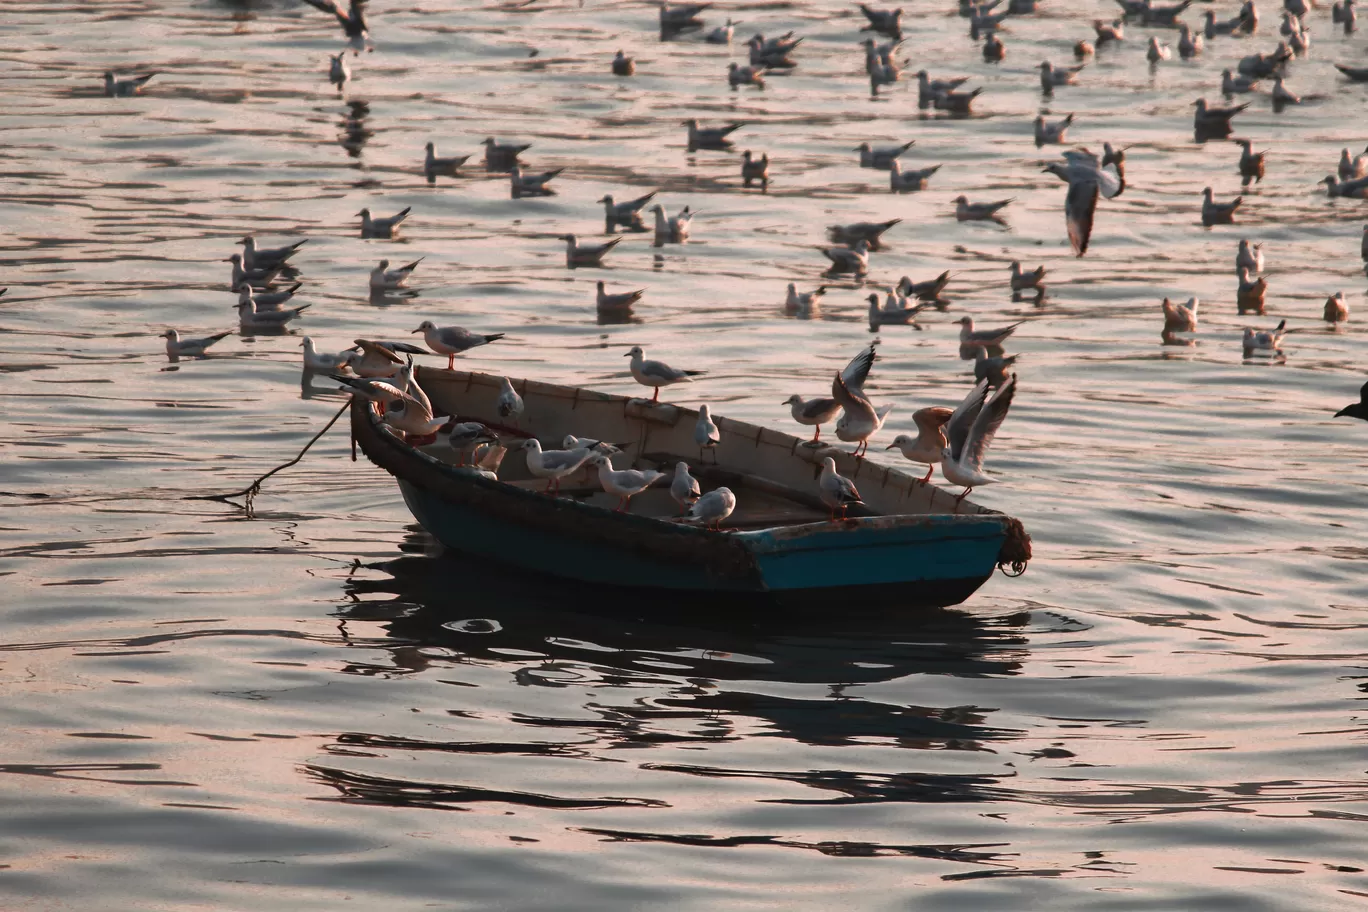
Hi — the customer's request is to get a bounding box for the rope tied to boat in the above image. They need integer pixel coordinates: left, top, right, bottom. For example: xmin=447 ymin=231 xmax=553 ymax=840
xmin=185 ymin=397 xmax=351 ymax=518
xmin=997 ymin=517 xmax=1032 ymax=577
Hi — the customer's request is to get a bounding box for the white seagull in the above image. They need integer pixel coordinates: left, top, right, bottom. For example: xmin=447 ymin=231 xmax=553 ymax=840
xmin=940 ymin=376 xmax=1017 ymax=507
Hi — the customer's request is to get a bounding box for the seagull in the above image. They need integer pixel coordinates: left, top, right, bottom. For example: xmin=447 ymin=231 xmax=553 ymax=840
xmin=1236 ymin=239 xmax=1264 ymax=273
xmin=412 ymin=322 xmax=505 ymax=369
xmin=301 ymin=337 xmax=356 ymax=372
xmin=370 ymin=258 xmax=422 ymax=292
xmin=958 ymin=316 xmax=1021 ymax=354
xmin=650 ymin=203 xmax=694 ymax=245
xmin=916 ymin=70 xmax=970 ymax=107
xmin=424 ymin=143 xmax=469 ymax=181
xmin=660 ymin=1 xmax=711 ymax=31
xmin=695 ymin=404 xmax=721 ymax=461
xmin=867 ymin=293 xmax=923 ymax=329
xmin=1010 ymin=261 xmax=1045 ymax=291
xmin=889 ymin=162 xmax=941 ymax=192
xmin=747 ymin=36 xmax=800 ymax=68
xmin=1039 ymin=61 xmax=1085 ymax=92
xmin=741 ymin=150 xmax=770 ymax=190
xmin=236 ymin=297 xmax=309 ymax=329
xmin=1042 ymin=148 xmax=1125 ymax=256
xmin=1334 ymin=380 xmax=1368 ymax=421
xmin=1034 ymin=113 xmax=1074 ymax=146
xmin=684 ymin=119 xmax=743 ymax=150
xmin=827 ymin=219 xmax=901 ymax=248
xmin=934 ymin=87 xmax=983 ymax=115
xmin=783 ymin=394 xmax=842 ymax=444
xmin=350 ymin=339 xmax=405 ymax=378
xmin=510 ymin=164 xmax=563 ymax=199
xmin=895 ymin=272 xmax=951 ymax=303
xmin=1193 ymin=98 xmax=1247 ymax=134
xmin=954 ymin=195 xmax=1013 ymax=221
xmin=984 ymin=33 xmax=1006 ymax=61
xmin=1147 ymin=36 xmax=1171 ymax=62
xmin=941 ymin=376 xmax=1017 ymax=507
xmin=855 ymin=140 xmax=915 ymax=170
xmin=328 ymin=52 xmax=349 ymax=92
xmin=236 ymin=283 xmax=302 ymax=312
xmin=1339 ymin=146 xmax=1368 ymax=180
xmin=448 ymin=422 xmax=498 ymax=466
xmin=818 ymin=456 xmax=864 ymax=521
xmin=497 ymin=376 xmax=524 ymax=423
xmin=1162 ymin=297 xmax=1199 ymax=333
xmin=625 ymin=345 xmax=704 ymax=402
xmin=225 ymin=253 xmax=282 ymax=292
xmin=1235 ymin=138 xmax=1266 ymax=187
xmin=597 ymin=281 xmax=645 ymax=312
xmin=1223 ymin=69 xmax=1260 ymax=94
xmin=162 ymin=328 xmax=231 ymax=358
xmin=1075 ymin=39 xmax=1095 ymax=58
xmin=1179 ymin=23 xmax=1204 ymax=57
xmin=704 ymin=18 xmax=739 ymax=43
xmin=521 ymin=439 xmax=598 ymax=493
xmin=598 ymin=191 xmax=657 ymax=233
xmin=300 ymin=0 xmax=370 ymax=54
xmin=670 ymin=461 xmax=701 ymax=514
xmin=858 ymin=3 xmax=904 ymax=38
xmin=1237 ymin=267 xmax=1268 ymax=313
xmin=357 ymin=207 xmax=410 ymax=239
xmin=1322 ymin=174 xmax=1368 ymax=198
xmin=1334 ymin=63 xmax=1368 ymax=81
xmin=819 ymin=239 xmax=870 ymax=275
xmin=1205 ymin=9 xmax=1246 ymax=37
xmin=1094 ymin=18 xmax=1125 ymax=44
xmin=1271 ymin=76 xmax=1301 ymax=106
xmin=784 ymin=283 xmax=826 ymax=315
xmin=1238 ymin=46 xmax=1291 ymax=79
xmin=104 ymin=71 xmax=157 ymax=97
xmin=1325 ymin=292 xmax=1350 ymax=323
xmin=333 ymin=375 xmax=408 ymax=406
xmin=560 ymin=234 xmax=621 ymax=268
xmin=728 ymin=61 xmax=767 ymax=89
xmin=832 ymin=372 xmax=893 ymax=457
xmin=588 ymin=454 xmax=665 ymax=512
xmin=1242 ymin=318 xmax=1286 ymax=354
xmin=481 ymin=138 xmax=531 ymax=171
xmin=1202 ymin=187 xmax=1242 ymax=225
xmin=974 ymin=348 xmax=1019 ymax=387
xmin=612 ymin=50 xmax=636 ymax=76
xmin=685 ymin=486 xmax=735 ymax=530
xmin=239 ymin=236 xmax=306 ymax=272
xmin=886 ymin=407 xmax=954 ymax=483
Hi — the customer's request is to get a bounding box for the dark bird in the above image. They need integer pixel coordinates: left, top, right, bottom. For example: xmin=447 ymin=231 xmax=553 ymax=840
xmin=300 ymin=0 xmax=370 ymax=55
xmin=1335 ymin=380 xmax=1368 ymax=421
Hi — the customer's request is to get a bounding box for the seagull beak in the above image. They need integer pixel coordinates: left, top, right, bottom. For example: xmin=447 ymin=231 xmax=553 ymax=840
xmin=622 ymin=352 xmax=631 ymax=357
xmin=885 ymin=443 xmax=896 ymax=449
xmin=409 ymin=328 xmax=421 ymax=334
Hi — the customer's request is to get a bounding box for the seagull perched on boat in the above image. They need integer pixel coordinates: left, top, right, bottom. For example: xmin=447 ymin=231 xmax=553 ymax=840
xmin=350 ymin=339 xmax=416 ymax=378
xmin=650 ymin=204 xmax=694 ymax=245
xmin=597 ymin=281 xmax=645 ymax=313
xmin=370 ymin=258 xmax=422 ymax=292
xmin=695 ymin=404 xmax=721 ymax=461
xmin=1042 ymin=148 xmax=1125 ymax=256
xmin=598 ymin=191 xmax=657 ymax=233
xmin=855 ymin=140 xmax=915 ymax=170
xmin=670 ymin=462 xmax=701 ymax=514
xmin=560 ymin=235 xmax=621 ymax=268
xmin=886 ymin=406 xmax=955 ymax=484
xmin=235 ymin=297 xmax=308 ymax=329
xmin=1334 ymin=380 xmax=1368 ymax=421
xmin=162 ymin=329 xmax=232 ymax=358
xmin=1162 ymin=297 xmax=1199 ymax=333
xmin=587 ymin=454 xmax=665 ymax=512
xmin=381 ymin=394 xmax=445 ymax=440
xmin=357 ymin=206 xmax=410 ymax=239
xmin=685 ymin=486 xmax=736 ymax=530
xmin=104 ymin=71 xmax=157 ymax=97
xmin=300 ymin=337 xmax=356 ymax=372
xmin=497 ymin=376 xmax=524 ymax=423
xmin=447 ymin=422 xmax=498 ymax=467
xmin=818 ymin=457 xmax=864 ymax=521
xmin=424 ymin=143 xmax=469 ymax=182
xmin=819 ymin=239 xmax=870 ymax=276
xmin=1242 ymin=318 xmax=1286 ymax=355
xmin=783 ymin=394 xmax=842 ymax=444
xmin=625 ymin=345 xmax=704 ymax=403
xmin=521 ymin=439 xmax=599 ymax=493
xmin=239 ymin=236 xmax=306 ymax=272
xmin=299 ymin=0 xmax=371 ymax=54
xmin=412 ymin=321 xmax=505 ymax=369
xmin=832 ymin=372 xmax=892 ymax=458
xmin=940 ymin=376 xmax=1017 ymax=508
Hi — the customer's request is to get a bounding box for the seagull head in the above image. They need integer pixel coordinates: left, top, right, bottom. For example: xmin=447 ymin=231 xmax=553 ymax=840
xmin=596 ymin=195 xmax=612 ymax=204
xmin=412 ymin=320 xmax=436 ymax=334
xmin=558 ymin=233 xmax=577 ymax=244
xmin=783 ymin=394 xmax=802 ymax=405
xmin=887 ymin=435 xmax=912 ymax=449
xmin=425 ymin=141 xmax=434 ymax=151
xmin=625 ymin=345 xmax=643 ymax=358
xmin=161 ymin=329 xmax=176 ymax=340
xmin=356 ymin=208 xmax=371 ymax=218
xmin=955 ymin=316 xmax=973 ymax=325
xmin=953 ymin=195 xmax=968 ymax=203
xmin=377 ymin=259 xmax=390 ymax=269
xmin=224 ymin=253 xmax=242 ymax=264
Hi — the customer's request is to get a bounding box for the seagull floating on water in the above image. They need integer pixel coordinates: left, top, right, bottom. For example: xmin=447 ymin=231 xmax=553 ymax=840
xmin=1243 ymin=318 xmax=1286 ymax=354
xmin=104 ymin=71 xmax=156 ymax=97
xmin=424 ymin=143 xmax=469 ymax=182
xmin=560 ymin=234 xmax=621 ymax=268
xmin=598 ymin=191 xmax=656 ymax=233
xmin=685 ymin=119 xmax=742 ymax=150
xmin=889 ymin=161 xmax=940 ymax=192
xmin=597 ymin=281 xmax=645 ymax=313
xmin=236 ymin=297 xmax=309 ymax=329
xmin=1334 ymin=381 xmax=1368 ymax=421
xmin=357 ymin=207 xmax=410 ymax=239
xmin=239 ymin=236 xmax=306 ymax=272
xmin=370 ymin=258 xmax=421 ymax=292
xmin=163 ymin=328 xmax=231 ymax=358
xmin=1162 ymin=297 xmax=1199 ymax=333
xmin=784 ymin=283 xmax=826 ymax=315
xmin=856 ymin=140 xmax=914 ymax=170
xmin=510 ymin=164 xmax=563 ymax=199
xmin=650 ymin=204 xmax=694 ymax=245
xmin=819 ymin=239 xmax=870 ymax=275
xmin=741 ymin=150 xmax=769 ymax=190
xmin=612 ymin=50 xmax=635 ymax=76
xmin=481 ymin=138 xmax=531 ymax=172
xmin=1325 ymin=292 xmax=1350 ymax=323
xmin=828 ymin=219 xmax=901 ymax=248
xmin=328 ymin=52 xmax=349 ymax=93
xmin=954 ymin=195 xmax=1013 ymax=221
xmin=1034 ymin=113 xmax=1073 ymax=146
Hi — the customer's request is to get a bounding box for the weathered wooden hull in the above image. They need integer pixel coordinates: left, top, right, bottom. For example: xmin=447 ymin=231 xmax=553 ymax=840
xmin=351 ymin=369 xmax=1028 ymax=607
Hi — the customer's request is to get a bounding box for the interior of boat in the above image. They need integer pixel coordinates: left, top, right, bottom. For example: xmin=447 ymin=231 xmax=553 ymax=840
xmin=394 ymin=367 xmax=991 ymax=528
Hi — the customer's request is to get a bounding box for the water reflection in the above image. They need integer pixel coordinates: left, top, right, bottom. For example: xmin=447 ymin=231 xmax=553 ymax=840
xmin=338 ymin=100 xmax=372 ymax=159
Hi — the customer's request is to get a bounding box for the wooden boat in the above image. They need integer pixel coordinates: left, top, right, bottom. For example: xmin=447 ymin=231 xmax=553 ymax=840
xmin=350 ymin=367 xmax=1031 ymax=607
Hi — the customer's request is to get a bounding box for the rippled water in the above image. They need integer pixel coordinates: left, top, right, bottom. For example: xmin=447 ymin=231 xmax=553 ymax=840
xmin=4 ymin=0 xmax=1368 ymax=908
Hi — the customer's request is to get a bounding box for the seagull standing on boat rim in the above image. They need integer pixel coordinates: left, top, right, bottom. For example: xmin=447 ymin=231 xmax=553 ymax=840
xmin=686 ymin=486 xmax=736 ymax=530
xmin=940 ymin=376 xmax=1017 ymax=508
xmin=695 ymin=404 xmax=721 ymax=461
xmin=818 ymin=457 xmax=863 ymax=521
xmin=886 ymin=406 xmax=954 ymax=484
xmin=413 ymin=321 xmax=506 ymax=369
xmin=588 ymin=454 xmax=665 ymax=512
xmin=832 ymin=371 xmax=893 ymax=458
xmin=520 ymin=439 xmax=598 ymax=494
xmin=783 ymin=394 xmax=841 ymax=444
xmin=670 ymin=461 xmax=701 ymax=514
xmin=625 ymin=345 xmax=704 ymax=403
